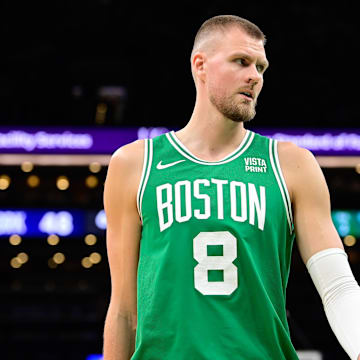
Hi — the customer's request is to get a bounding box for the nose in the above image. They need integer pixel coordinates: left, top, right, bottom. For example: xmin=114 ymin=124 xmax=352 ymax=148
xmin=246 ymin=64 xmax=262 ymax=86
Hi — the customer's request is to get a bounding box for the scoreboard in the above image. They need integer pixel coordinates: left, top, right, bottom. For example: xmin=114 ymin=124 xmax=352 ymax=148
xmin=0 ymin=209 xmax=106 ymax=237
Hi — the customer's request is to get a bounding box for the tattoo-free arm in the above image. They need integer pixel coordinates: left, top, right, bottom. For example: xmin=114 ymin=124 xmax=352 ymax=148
xmin=103 ymin=140 xmax=144 ymax=360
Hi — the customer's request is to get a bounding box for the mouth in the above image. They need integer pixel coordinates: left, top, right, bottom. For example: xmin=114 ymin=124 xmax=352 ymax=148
xmin=238 ymin=91 xmax=254 ymax=101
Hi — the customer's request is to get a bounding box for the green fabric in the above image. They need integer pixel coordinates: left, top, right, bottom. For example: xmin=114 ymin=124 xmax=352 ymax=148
xmin=131 ymin=130 xmax=298 ymax=360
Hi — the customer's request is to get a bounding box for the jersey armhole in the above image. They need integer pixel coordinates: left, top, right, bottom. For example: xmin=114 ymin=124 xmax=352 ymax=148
xmin=136 ymin=138 xmax=153 ymax=223
xmin=269 ymin=138 xmax=294 ymax=234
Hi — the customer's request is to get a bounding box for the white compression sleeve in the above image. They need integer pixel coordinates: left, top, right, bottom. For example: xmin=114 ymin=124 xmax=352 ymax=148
xmin=306 ymin=248 xmax=360 ymax=360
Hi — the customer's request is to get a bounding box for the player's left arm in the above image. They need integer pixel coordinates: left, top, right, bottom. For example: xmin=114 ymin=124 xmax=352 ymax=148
xmin=278 ymin=141 xmax=360 ymax=360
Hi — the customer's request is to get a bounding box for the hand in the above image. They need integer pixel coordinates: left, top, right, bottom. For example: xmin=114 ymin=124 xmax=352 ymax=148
xmin=358 ymin=355 xmax=360 ymax=360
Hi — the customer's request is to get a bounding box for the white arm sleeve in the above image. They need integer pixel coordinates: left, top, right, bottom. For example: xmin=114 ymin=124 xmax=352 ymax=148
xmin=306 ymin=248 xmax=360 ymax=360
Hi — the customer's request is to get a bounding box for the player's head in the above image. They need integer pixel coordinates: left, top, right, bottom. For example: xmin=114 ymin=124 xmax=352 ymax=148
xmin=190 ymin=15 xmax=268 ymax=123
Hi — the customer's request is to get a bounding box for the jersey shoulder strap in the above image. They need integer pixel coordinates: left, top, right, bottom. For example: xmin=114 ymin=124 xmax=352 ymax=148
xmin=136 ymin=138 xmax=153 ymax=222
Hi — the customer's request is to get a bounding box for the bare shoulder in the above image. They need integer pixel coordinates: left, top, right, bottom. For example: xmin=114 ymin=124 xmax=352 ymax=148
xmin=107 ymin=139 xmax=146 ymax=185
xmin=276 ymin=141 xmax=324 ymax=201
xmin=110 ymin=139 xmax=145 ymax=169
xmin=104 ymin=139 xmax=146 ymax=210
xmin=277 ymin=141 xmax=316 ymax=169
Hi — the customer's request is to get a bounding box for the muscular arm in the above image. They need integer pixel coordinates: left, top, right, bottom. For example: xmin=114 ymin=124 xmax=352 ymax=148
xmin=278 ymin=142 xmax=343 ymax=263
xmin=103 ymin=140 xmax=144 ymax=360
xmin=279 ymin=142 xmax=360 ymax=360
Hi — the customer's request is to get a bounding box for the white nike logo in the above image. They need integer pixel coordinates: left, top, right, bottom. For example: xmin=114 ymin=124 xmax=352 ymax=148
xmin=156 ymin=160 xmax=186 ymax=170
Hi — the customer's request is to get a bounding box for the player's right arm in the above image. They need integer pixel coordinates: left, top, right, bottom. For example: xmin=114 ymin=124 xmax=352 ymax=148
xmin=103 ymin=139 xmax=145 ymax=360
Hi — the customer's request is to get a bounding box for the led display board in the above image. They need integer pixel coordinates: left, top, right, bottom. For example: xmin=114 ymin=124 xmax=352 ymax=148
xmin=0 ymin=126 xmax=169 ymax=154
xmin=0 ymin=208 xmax=359 ymax=238
xmin=0 ymin=209 xmax=106 ymax=237
xmin=86 ymin=355 xmax=103 ymax=360
xmin=0 ymin=127 xmax=359 ymax=155
xmin=332 ymin=210 xmax=360 ymax=237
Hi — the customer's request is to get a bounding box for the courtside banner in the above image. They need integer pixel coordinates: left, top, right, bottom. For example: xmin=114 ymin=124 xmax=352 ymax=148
xmin=255 ymin=128 xmax=360 ymax=156
xmin=0 ymin=127 xmax=359 ymax=155
xmin=0 ymin=127 xmax=169 ymax=154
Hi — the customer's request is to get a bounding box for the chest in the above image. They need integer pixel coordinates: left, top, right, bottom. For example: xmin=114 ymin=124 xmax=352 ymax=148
xmin=144 ymin=163 xmax=281 ymax=234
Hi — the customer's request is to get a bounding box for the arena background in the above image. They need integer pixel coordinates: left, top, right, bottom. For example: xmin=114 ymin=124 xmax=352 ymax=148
xmin=1 ymin=1 xmax=359 ymax=359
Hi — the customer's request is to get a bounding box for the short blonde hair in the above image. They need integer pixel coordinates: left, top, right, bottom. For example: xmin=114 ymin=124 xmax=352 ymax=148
xmin=193 ymin=15 xmax=266 ymax=54
xmin=190 ymin=15 xmax=266 ymax=70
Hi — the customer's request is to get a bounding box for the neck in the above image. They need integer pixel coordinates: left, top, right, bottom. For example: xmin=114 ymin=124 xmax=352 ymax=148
xmin=175 ymin=98 xmax=247 ymax=160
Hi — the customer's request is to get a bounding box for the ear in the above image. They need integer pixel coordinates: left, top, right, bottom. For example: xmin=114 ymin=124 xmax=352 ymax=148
xmin=192 ymin=52 xmax=207 ymax=83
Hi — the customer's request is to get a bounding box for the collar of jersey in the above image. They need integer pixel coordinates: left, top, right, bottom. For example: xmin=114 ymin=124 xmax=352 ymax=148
xmin=165 ymin=130 xmax=254 ymax=165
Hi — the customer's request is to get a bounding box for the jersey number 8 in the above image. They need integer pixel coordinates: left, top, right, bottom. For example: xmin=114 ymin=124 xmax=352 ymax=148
xmin=193 ymin=231 xmax=238 ymax=295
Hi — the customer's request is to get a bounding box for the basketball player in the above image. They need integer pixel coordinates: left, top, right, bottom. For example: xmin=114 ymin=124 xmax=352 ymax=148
xmin=103 ymin=15 xmax=360 ymax=359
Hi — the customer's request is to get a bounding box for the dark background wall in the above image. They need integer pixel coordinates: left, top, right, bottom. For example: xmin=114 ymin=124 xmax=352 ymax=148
xmin=1 ymin=1 xmax=360 ymax=359
xmin=2 ymin=1 xmax=359 ymax=129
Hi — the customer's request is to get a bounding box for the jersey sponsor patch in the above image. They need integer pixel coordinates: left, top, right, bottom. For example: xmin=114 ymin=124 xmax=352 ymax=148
xmin=244 ymin=157 xmax=267 ymax=173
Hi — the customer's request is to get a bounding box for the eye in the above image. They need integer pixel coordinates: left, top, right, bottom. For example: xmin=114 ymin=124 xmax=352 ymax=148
xmin=256 ymin=64 xmax=265 ymax=73
xmin=235 ymin=58 xmax=246 ymax=65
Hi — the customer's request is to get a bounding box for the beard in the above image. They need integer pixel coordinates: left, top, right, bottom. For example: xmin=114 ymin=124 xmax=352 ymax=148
xmin=209 ymin=91 xmax=257 ymax=123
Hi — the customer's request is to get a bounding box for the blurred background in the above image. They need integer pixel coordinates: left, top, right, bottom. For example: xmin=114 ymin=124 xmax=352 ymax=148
xmin=1 ymin=1 xmax=359 ymax=359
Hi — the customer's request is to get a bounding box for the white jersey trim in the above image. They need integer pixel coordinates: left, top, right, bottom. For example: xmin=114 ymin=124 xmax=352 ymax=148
xmin=136 ymin=138 xmax=153 ymax=223
xmin=274 ymin=140 xmax=294 ymax=226
xmin=269 ymin=139 xmax=293 ymax=233
xmin=136 ymin=138 xmax=148 ymax=221
xmin=165 ymin=131 xmax=255 ymax=166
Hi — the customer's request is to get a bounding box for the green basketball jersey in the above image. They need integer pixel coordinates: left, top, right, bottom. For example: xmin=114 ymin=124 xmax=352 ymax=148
xmin=131 ymin=129 xmax=299 ymax=360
